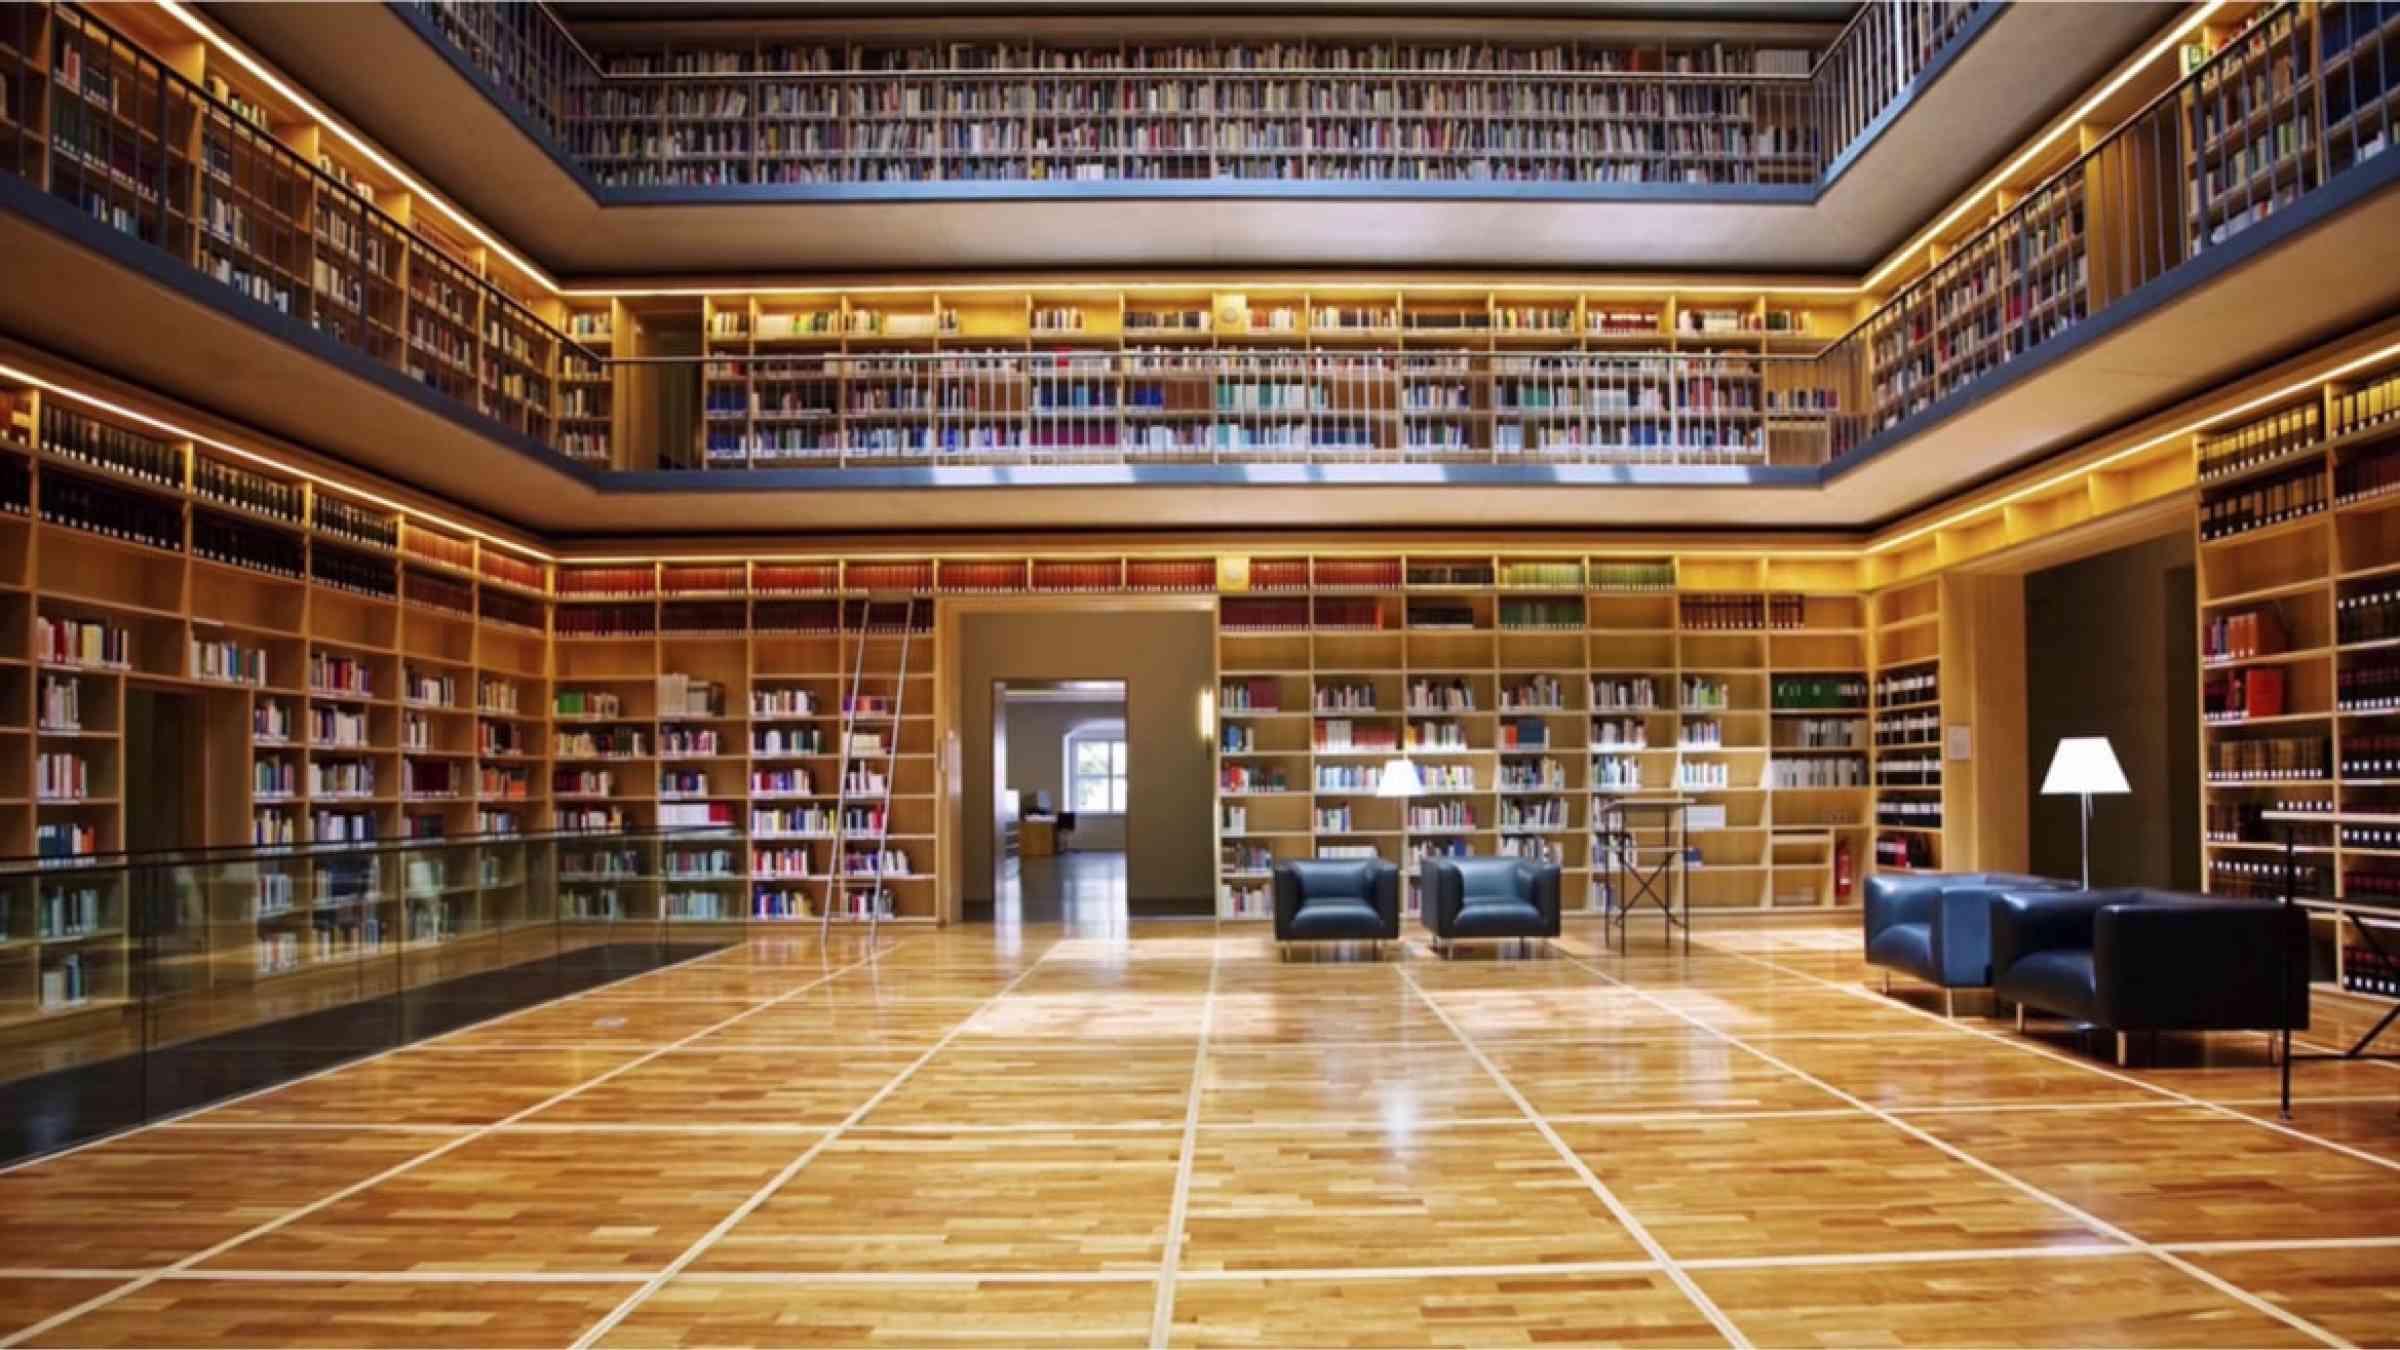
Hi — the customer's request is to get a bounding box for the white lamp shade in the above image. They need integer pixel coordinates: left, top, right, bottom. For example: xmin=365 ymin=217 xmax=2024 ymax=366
xmin=2041 ymin=737 xmax=2131 ymax=796
xmin=1375 ymin=757 xmax=1425 ymax=797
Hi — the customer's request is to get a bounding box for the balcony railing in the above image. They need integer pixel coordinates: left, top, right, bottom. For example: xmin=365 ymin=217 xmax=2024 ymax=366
xmin=0 ymin=826 xmax=750 ymax=1165
xmin=1824 ymin=0 xmax=2371 ymax=441
xmin=408 ymin=0 xmax=1983 ymax=190
xmin=2 ymin=1 xmax=2395 ymax=481
xmin=4 ymin=3 xmax=604 ymax=444
xmin=618 ymin=347 xmax=1847 ymax=471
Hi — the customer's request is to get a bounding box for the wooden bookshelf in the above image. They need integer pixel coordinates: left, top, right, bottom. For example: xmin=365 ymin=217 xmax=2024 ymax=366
xmin=0 ymin=379 xmax=585 ymax=1031
xmin=2196 ymin=348 xmax=2400 ymax=1008
xmin=541 ymin=562 xmax=941 ymax=926
xmin=1212 ymin=551 xmax=1878 ymax=920
xmin=6 ymin=2 xmax=607 ymax=456
xmin=655 ymin=286 xmax=1857 ymax=471
xmin=1869 ymin=576 xmax=1945 ymax=873
xmin=12 ymin=0 xmax=2400 ymax=490
xmin=540 ymin=27 xmax=1839 ymax=190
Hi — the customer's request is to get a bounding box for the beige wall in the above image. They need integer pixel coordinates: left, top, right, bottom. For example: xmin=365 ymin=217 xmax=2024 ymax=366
xmin=1003 ymin=696 xmax=1129 ymax=851
xmin=960 ymin=609 xmax=1214 ymax=908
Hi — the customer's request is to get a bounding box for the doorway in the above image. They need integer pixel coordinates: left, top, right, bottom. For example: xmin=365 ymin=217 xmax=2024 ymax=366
xmin=949 ymin=605 xmax=1217 ymax=922
xmin=986 ymin=679 xmax=1127 ymax=923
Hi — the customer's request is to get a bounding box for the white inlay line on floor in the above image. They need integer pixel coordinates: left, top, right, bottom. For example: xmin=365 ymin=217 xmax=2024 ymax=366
xmin=0 ymin=936 xmax=756 ymax=1181
xmin=1711 ymin=941 xmax=2400 ymax=1179
xmin=1394 ymin=962 xmax=1756 ymax=1350
xmin=418 ymin=1039 xmax=957 ymax=1053
xmin=2163 ymin=1235 xmax=2400 ymax=1255
xmin=1148 ymin=930 xmax=1221 ymax=1348
xmin=153 ymin=1269 xmax=656 ymax=1285
xmin=158 ymin=1122 xmax=486 ymax=1135
xmin=564 ymin=995 xmax=996 ymax=1006
xmin=565 ymin=939 xmax=1064 ymax=1349
xmin=1556 ymin=948 xmax=2354 ymax=1350
xmin=41 ymin=1231 xmax=2400 ymax=1293
xmin=1671 ymin=1242 xmax=2134 ymax=1272
xmin=0 ymin=935 xmax=918 ymax=1350
xmin=163 ymin=1121 xmax=840 ymax=1136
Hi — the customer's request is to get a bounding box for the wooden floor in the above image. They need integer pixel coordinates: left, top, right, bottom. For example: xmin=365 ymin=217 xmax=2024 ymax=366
xmin=2 ymin=919 xmax=2397 ymax=1348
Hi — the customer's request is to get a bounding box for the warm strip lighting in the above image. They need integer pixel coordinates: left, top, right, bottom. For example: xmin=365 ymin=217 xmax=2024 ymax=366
xmin=1860 ymin=1 xmax=2223 ymax=293
xmin=154 ymin=0 xmax=561 ymax=296
xmin=572 ymin=280 xmax=1859 ymax=300
xmin=0 ymin=362 xmax=554 ymax=563
xmin=1867 ymin=337 xmax=2400 ymax=555
xmin=566 ymin=546 xmax=1867 ymax=565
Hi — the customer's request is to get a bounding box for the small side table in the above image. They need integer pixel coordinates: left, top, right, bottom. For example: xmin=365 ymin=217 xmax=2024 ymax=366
xmin=1599 ymin=796 xmax=1693 ymax=954
xmin=1020 ymin=817 xmax=1058 ymax=857
xmin=2264 ymin=808 xmax=2400 ymax=1119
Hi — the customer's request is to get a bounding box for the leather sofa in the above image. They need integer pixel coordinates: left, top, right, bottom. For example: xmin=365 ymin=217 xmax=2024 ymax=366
xmin=1990 ymin=887 xmax=2310 ymax=1062
xmin=1421 ymin=858 xmax=1562 ymax=948
xmin=1862 ymin=871 xmax=2072 ymax=1014
xmin=1273 ymin=859 xmax=1401 ymax=946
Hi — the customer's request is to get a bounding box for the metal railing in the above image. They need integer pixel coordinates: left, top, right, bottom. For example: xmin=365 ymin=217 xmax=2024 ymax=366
xmin=1816 ymin=0 xmax=2374 ymax=446
xmin=634 ymin=0 xmax=2394 ymax=476
xmin=0 ymin=824 xmax=898 ymax=1164
xmin=8 ymin=1 xmax=2397 ymax=479
xmin=1814 ymin=0 xmax=1985 ymax=168
xmin=408 ymin=0 xmax=1981 ymax=189
xmin=8 ymin=4 xmax=604 ymax=445
xmin=635 ymin=346 xmax=1848 ymax=470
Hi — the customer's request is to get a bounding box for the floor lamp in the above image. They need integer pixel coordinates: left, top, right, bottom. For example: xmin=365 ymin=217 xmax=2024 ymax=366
xmin=1375 ymin=757 xmax=1424 ymax=800
xmin=2040 ymin=736 xmax=2130 ymax=889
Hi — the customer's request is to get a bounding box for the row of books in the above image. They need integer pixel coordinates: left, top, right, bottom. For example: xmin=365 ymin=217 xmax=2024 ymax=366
xmin=2206 ymin=667 xmax=2288 ymax=722
xmin=2339 ymin=587 xmax=2400 ymax=646
xmin=1875 ymin=663 xmax=1939 ymax=708
xmin=2200 ymin=462 xmax=2328 ymax=541
xmin=557 ymin=728 xmax=648 ymax=759
xmin=41 ymin=471 xmax=182 ymax=554
xmin=2206 ymin=605 xmax=2289 ymax=660
xmin=2338 ymin=445 xmax=2400 ymax=506
xmin=580 ymin=38 xmax=1812 ymax=76
xmin=2207 ymin=736 xmax=2328 ymax=782
xmin=1679 ymin=593 xmax=1808 ymax=630
xmin=2198 ymin=401 xmax=2323 ymax=480
xmin=2210 ymin=857 xmax=2323 ymax=901
xmin=1776 ymin=717 xmax=1863 ymax=750
xmin=2324 ymin=623 xmax=2400 ymax=706
xmin=38 ymin=617 xmax=128 ymax=670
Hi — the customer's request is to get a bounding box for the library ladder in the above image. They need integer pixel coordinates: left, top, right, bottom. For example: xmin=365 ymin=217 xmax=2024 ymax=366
xmin=824 ymin=599 xmax=912 ymax=938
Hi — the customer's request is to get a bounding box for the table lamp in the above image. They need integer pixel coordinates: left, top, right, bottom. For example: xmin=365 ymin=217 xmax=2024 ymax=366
xmin=1375 ymin=758 xmax=1424 ymax=798
xmin=2040 ymin=736 xmax=2130 ymax=889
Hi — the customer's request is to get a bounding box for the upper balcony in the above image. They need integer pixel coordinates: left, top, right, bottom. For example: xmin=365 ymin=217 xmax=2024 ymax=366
xmin=2 ymin=0 xmax=2398 ymax=539
xmin=199 ymin=0 xmax=2174 ymax=272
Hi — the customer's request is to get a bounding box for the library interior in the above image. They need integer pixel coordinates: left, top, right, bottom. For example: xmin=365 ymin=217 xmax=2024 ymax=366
xmin=4 ymin=0 xmax=2400 ymax=1345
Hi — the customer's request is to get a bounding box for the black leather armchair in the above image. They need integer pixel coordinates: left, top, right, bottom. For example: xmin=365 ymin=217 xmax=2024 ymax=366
xmin=1990 ymin=887 xmax=2310 ymax=1062
xmin=1862 ymin=870 xmax=2071 ymax=1013
xmin=1421 ymin=858 xmax=1561 ymax=947
xmin=1273 ymin=859 xmax=1401 ymax=946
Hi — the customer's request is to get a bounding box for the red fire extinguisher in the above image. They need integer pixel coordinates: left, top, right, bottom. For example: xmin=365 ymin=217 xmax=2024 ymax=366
xmin=1834 ymin=840 xmax=1855 ymax=902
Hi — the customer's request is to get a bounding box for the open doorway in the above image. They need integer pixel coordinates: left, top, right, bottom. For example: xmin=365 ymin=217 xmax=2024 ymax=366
xmin=950 ymin=605 xmax=1216 ymax=923
xmin=987 ymin=679 xmax=1127 ymax=923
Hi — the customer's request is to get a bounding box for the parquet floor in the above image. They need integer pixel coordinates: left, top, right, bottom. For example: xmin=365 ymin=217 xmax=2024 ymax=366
xmin=2 ymin=919 xmax=2398 ymax=1348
